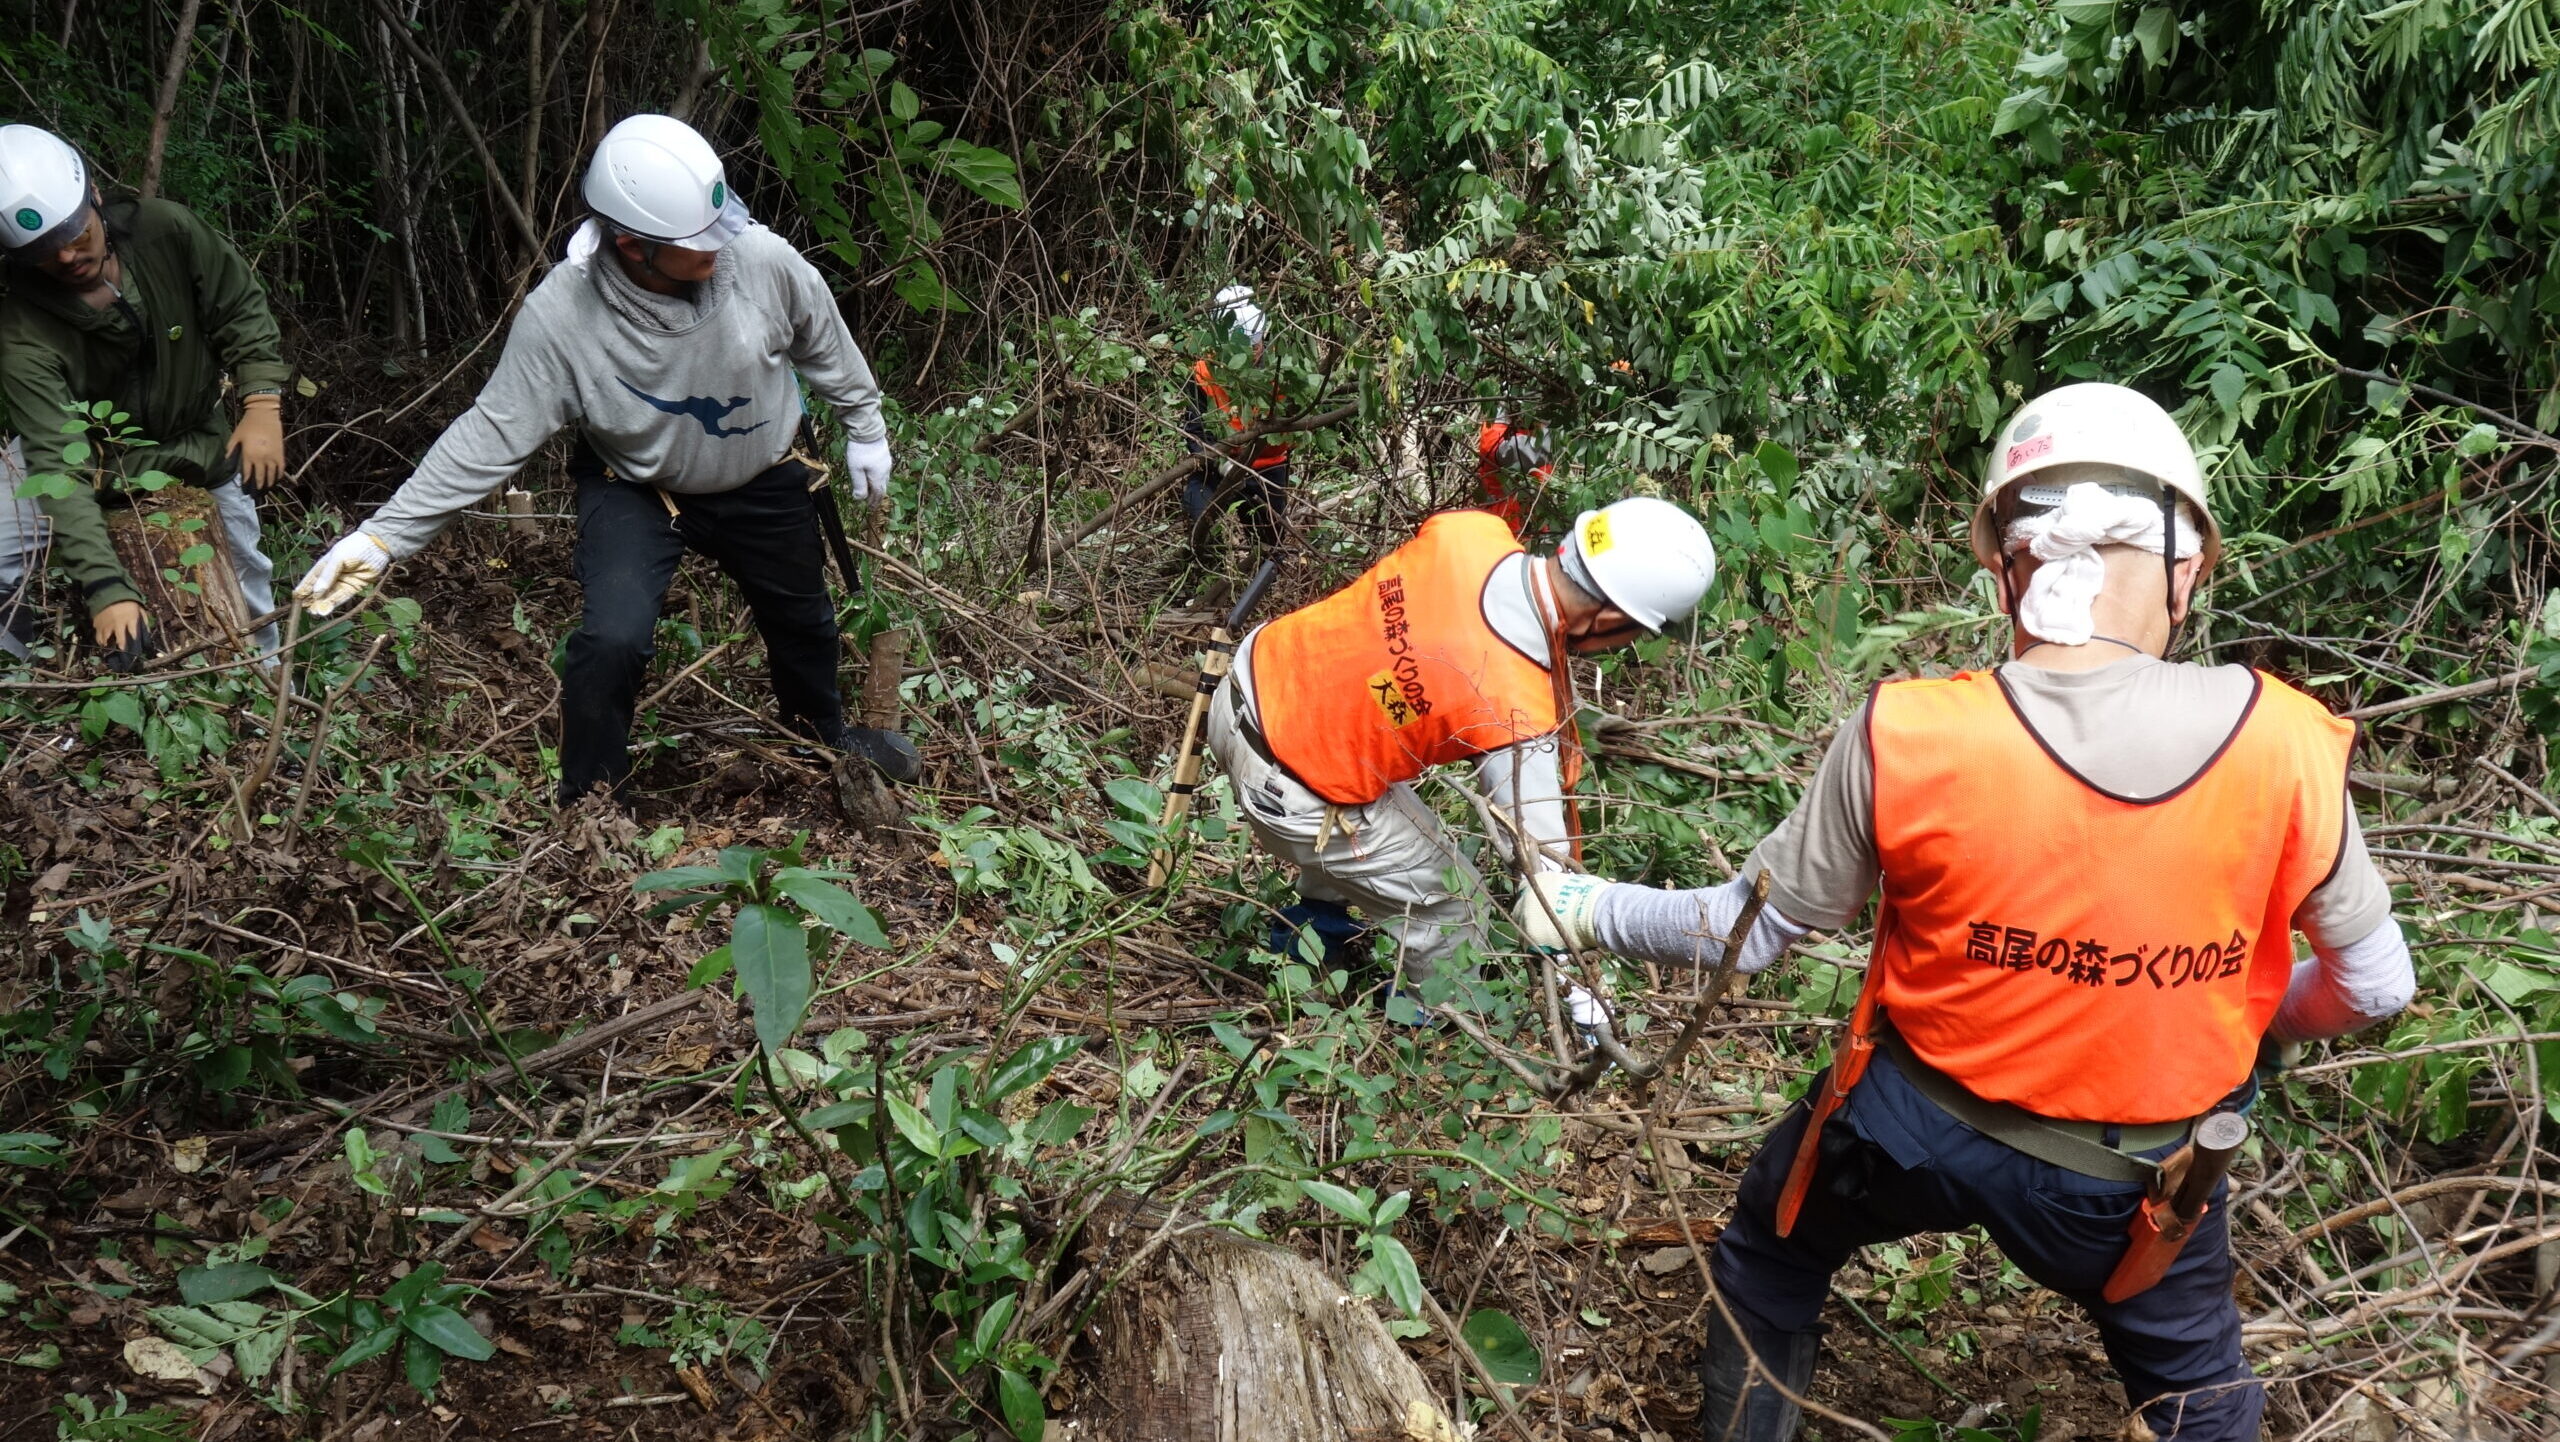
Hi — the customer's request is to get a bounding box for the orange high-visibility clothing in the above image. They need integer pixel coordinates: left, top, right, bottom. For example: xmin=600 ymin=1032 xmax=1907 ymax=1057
xmin=1868 ymin=669 xmax=2352 ymax=1123
xmin=1254 ymin=510 xmax=1581 ymax=806
xmin=1194 ymin=357 xmax=1291 ymax=470
xmin=1476 ymin=421 xmax=1549 ymax=535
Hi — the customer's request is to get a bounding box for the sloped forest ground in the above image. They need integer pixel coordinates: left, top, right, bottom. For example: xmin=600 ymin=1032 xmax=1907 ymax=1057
xmin=7 ymin=0 xmax=2560 ymax=1439
xmin=1 ymin=322 xmax=2555 ymax=1442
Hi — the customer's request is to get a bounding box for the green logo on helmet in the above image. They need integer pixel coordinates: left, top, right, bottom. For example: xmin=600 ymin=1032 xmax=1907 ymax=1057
xmin=710 ymin=181 xmax=726 ymax=208
xmin=12 ymin=208 xmax=39 ymax=233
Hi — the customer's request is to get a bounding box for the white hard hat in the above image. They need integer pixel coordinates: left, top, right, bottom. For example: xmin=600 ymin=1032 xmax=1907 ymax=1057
xmin=1975 ymin=382 xmax=2218 ymax=573
xmin=1215 ymin=284 xmax=1268 ymax=347
xmin=1563 ymin=497 xmax=1716 ymax=632
xmin=582 ymin=115 xmax=750 ymax=251
xmin=0 ymin=124 xmax=94 ymax=253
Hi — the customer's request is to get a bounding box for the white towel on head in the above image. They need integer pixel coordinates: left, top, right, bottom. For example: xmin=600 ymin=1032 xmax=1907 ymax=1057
xmin=565 ymin=218 xmax=603 ymax=264
xmin=2003 ymin=481 xmax=2197 ymax=646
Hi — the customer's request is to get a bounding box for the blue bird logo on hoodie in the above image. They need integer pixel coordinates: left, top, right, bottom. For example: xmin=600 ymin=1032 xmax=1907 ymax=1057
xmin=617 ymin=377 xmax=770 ymax=438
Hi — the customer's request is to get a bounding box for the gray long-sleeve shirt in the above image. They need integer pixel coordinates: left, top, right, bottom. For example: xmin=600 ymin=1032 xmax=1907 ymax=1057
xmin=361 ymin=225 xmax=884 ymax=558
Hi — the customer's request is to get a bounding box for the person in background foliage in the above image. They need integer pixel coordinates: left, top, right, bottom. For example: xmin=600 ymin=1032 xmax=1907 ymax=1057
xmin=1520 ymin=384 xmax=2416 ymax=1441
xmin=1475 ymin=412 xmax=1551 ymax=536
xmin=1183 ymin=284 xmax=1291 ymax=547
xmin=293 ymin=113 xmax=918 ymax=801
xmin=1210 ymin=498 xmax=1715 ymax=1000
xmin=0 ymin=123 xmax=287 ymax=668
xmin=0 ymin=433 xmax=37 ymax=658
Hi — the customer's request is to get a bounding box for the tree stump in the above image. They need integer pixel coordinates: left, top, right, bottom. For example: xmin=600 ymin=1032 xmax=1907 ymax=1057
xmin=103 ymin=485 xmax=251 ymax=654
xmin=1079 ymin=1202 xmax=1463 ymax=1442
xmin=833 ymin=625 xmax=911 ymax=832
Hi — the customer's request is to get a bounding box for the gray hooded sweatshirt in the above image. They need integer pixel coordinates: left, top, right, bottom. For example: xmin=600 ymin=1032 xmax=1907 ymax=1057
xmin=360 ymin=224 xmax=885 ymax=558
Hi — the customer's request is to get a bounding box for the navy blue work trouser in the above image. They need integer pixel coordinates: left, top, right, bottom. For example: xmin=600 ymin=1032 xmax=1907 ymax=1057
xmin=1712 ymin=1046 xmax=2261 ymax=1440
xmin=1182 ymin=458 xmax=1290 ymax=546
xmin=1182 ymin=386 xmax=1290 ymax=547
xmin=560 ymin=450 xmax=843 ymax=802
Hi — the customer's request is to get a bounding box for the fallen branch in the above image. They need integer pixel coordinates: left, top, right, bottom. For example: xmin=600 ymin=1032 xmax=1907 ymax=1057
xmin=2293 ymin=1175 xmax=2560 ymax=1244
xmin=2289 ymin=1029 xmax=2560 ymax=1077
xmin=2334 ymin=364 xmax=2560 ymax=449
xmin=2339 ymin=666 xmax=2537 ymax=721
xmin=851 ymin=537 xmax=1131 ymax=716
xmin=380 ymin=990 xmax=710 ymax=1129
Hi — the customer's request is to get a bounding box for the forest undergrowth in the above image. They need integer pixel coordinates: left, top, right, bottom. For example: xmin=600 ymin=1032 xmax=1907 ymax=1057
xmin=5 ymin=0 xmax=2560 ymax=1439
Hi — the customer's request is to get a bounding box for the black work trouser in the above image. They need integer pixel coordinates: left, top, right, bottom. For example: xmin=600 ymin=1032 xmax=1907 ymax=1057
xmin=561 ymin=450 xmax=842 ymax=802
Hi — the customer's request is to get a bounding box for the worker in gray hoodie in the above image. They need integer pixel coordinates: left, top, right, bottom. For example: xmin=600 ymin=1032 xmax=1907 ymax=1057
xmin=295 ymin=114 xmax=918 ymax=801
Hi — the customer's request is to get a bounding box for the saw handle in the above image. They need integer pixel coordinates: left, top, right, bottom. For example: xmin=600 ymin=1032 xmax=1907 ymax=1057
xmin=1145 ymin=556 xmax=1286 ymax=887
xmin=1225 ymin=555 xmax=1282 ymax=633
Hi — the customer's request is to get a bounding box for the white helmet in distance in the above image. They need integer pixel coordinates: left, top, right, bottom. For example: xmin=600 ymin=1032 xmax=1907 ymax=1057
xmin=1974 ymin=382 xmax=2219 ymax=574
xmin=1563 ymin=497 xmax=1717 ymax=632
xmin=1215 ymin=283 xmax=1268 ymax=347
xmin=582 ymin=114 xmax=750 ymax=251
xmin=0 ymin=124 xmax=94 ymax=254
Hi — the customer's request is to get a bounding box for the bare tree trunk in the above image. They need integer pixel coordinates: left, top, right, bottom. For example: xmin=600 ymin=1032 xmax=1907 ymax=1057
xmin=57 ymin=0 xmax=79 ymax=51
xmin=668 ymin=36 xmax=716 ymax=123
xmin=517 ymin=1 xmax=545 ymax=264
xmin=367 ymin=0 xmax=548 ymax=265
xmin=139 ymin=0 xmax=207 ymax=199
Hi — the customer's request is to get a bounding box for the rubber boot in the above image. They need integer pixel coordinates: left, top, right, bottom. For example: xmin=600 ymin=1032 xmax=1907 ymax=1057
xmin=1697 ymin=1307 xmax=1820 ymax=1442
xmin=818 ymin=719 xmax=923 ymax=784
xmin=0 ymin=602 xmax=33 ymax=662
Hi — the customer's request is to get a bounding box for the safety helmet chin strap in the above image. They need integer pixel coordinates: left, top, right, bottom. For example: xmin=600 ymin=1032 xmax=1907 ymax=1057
xmin=2159 ymin=482 xmax=2181 ymax=661
xmin=609 ymin=226 xmax=700 ymax=294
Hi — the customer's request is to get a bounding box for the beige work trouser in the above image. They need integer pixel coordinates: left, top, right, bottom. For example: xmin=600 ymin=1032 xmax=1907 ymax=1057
xmin=1205 ymin=677 xmax=1492 ymax=979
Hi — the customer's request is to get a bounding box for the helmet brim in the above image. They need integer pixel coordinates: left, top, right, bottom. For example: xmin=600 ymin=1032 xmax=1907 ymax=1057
xmin=4 ymin=197 xmax=93 ymax=260
xmin=623 ymin=192 xmax=751 ymax=253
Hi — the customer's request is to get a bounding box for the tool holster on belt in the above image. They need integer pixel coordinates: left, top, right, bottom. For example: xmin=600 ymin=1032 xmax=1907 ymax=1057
xmin=2103 ymin=1109 xmax=2250 ymax=1301
xmin=1774 ymin=916 xmax=1889 ymax=1237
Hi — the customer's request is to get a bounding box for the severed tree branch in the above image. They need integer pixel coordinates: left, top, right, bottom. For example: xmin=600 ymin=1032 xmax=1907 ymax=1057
xmin=2334 ymin=364 xmax=2560 ymax=449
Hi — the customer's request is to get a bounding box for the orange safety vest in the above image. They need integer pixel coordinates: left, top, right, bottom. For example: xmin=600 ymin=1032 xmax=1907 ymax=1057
xmin=1866 ymin=669 xmax=2353 ymax=1123
xmin=1254 ymin=510 xmax=1582 ymax=807
xmin=1193 ymin=357 xmax=1292 ymax=470
xmin=1475 ymin=422 xmax=1549 ymax=536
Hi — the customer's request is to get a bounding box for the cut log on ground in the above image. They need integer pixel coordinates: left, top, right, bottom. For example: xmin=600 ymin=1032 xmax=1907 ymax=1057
xmin=1081 ymin=1199 xmax=1463 ymax=1442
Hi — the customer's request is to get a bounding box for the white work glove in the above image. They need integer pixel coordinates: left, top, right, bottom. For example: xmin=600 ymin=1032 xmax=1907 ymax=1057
xmin=295 ymin=532 xmax=391 ymax=617
xmin=1517 ymin=871 xmax=1608 ymax=952
xmin=843 ymin=436 xmax=892 ymax=502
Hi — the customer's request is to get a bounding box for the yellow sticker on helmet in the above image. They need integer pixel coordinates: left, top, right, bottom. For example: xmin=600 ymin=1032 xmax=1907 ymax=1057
xmin=1580 ymin=512 xmax=1615 ymax=557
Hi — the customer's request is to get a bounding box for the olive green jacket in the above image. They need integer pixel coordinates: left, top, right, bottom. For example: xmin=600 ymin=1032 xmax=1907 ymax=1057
xmin=0 ymin=196 xmax=288 ymax=615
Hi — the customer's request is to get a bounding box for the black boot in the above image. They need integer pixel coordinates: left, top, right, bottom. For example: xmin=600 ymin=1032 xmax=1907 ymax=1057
xmin=818 ymin=719 xmax=922 ymax=784
xmin=1698 ymin=1307 xmax=1820 ymax=1442
xmin=0 ymin=602 xmax=34 ymax=662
